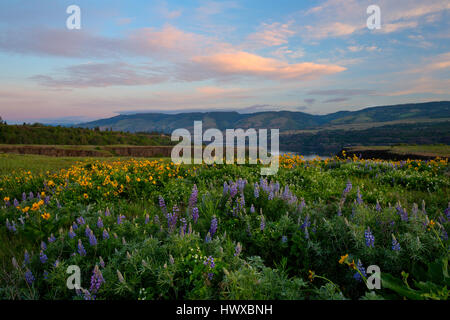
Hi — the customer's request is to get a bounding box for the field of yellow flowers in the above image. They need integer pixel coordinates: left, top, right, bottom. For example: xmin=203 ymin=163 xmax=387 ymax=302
xmin=0 ymin=153 xmax=449 ymax=300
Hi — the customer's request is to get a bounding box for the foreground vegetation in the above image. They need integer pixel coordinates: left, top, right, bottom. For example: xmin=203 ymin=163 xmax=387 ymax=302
xmin=0 ymin=153 xmax=449 ymax=300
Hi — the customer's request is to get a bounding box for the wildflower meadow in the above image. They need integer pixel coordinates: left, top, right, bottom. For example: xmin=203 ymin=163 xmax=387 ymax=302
xmin=0 ymin=153 xmax=449 ymax=300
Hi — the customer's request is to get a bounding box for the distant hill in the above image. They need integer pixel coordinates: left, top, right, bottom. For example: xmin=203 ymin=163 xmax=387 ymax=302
xmin=0 ymin=122 xmax=174 ymax=146
xmin=79 ymin=101 xmax=450 ymax=133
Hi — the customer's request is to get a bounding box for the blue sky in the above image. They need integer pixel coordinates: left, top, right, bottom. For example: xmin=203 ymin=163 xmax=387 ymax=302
xmin=0 ymin=0 xmax=449 ymax=124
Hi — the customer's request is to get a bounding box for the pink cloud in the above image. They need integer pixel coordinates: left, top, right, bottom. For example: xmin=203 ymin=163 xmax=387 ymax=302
xmin=247 ymin=22 xmax=296 ymax=47
xmin=191 ymin=51 xmax=346 ymax=80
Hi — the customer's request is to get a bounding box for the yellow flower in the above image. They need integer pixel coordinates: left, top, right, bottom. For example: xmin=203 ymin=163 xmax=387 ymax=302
xmin=83 ymin=193 xmax=89 ymax=199
xmin=339 ymin=254 xmax=349 ymax=264
xmin=41 ymin=192 xmax=46 ymax=197
xmin=22 ymin=206 xmax=30 ymax=213
xmin=349 ymin=260 xmax=356 ymax=270
xmin=308 ymin=270 xmax=315 ymax=282
xmin=41 ymin=212 xmax=51 ymax=220
xmin=3 ymin=197 xmax=10 ymax=202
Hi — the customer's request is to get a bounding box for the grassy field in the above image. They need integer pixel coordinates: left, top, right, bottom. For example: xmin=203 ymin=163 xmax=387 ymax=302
xmin=0 ymin=154 xmax=449 ymax=300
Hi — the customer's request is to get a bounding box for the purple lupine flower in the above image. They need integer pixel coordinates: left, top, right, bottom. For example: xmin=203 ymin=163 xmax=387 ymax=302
xmin=76 ymin=216 xmax=85 ymax=225
xmin=154 ymin=215 xmax=160 ymax=225
xmin=13 ymin=198 xmax=19 ymax=207
xmin=268 ymin=191 xmax=274 ymax=200
xmin=6 ymin=219 xmax=17 ymax=232
xmin=102 ymin=229 xmax=109 ymax=240
xmin=301 ymin=215 xmax=311 ymax=230
xmin=209 ymin=217 xmax=218 ymax=237
xmin=99 ymin=257 xmax=105 ymax=268
xmin=180 ymin=218 xmax=187 ymax=235
xmin=28 ymin=192 xmax=34 ymax=200
xmin=48 ymin=234 xmax=56 ymax=243
xmin=281 ymin=235 xmax=288 ymax=243
xmin=97 ymin=217 xmax=103 ymax=229
xmin=53 ymin=260 xmax=60 ymax=267
xmin=230 ymin=183 xmax=238 ymax=198
xmin=192 ymin=207 xmax=199 ymax=224
xmin=343 ymin=181 xmax=352 ymax=195
xmin=207 ymin=272 xmax=214 ymax=280
xmin=41 ymin=241 xmax=47 ymax=251
xmin=90 ymin=265 xmax=105 ymax=294
xmin=189 ymin=184 xmax=198 ymax=208
xmin=39 ymin=250 xmax=48 ymax=264
xmin=117 ymin=215 xmax=125 ymax=225
xmin=22 ymin=192 xmax=27 ymax=201
xmin=204 ymin=256 xmax=215 ymax=268
xmin=234 ymin=242 xmax=242 ymax=256
xmin=391 ymin=235 xmax=401 ymax=251
xmin=353 ymin=260 xmax=367 ymax=282
xmin=250 ymin=204 xmax=255 ymax=214
xmin=85 ymin=225 xmax=91 ymax=238
xmin=89 ymin=230 xmax=97 ymax=246
xmin=205 ymin=232 xmax=212 ymax=243
xmin=145 ymin=214 xmax=150 ymax=224
xmin=356 ymin=188 xmax=363 ymax=204
xmin=77 ymin=239 xmax=86 ymax=256
xmin=158 ymin=195 xmax=167 ymax=214
xmin=365 ymin=227 xmax=375 ymax=248
xmin=237 ymin=178 xmax=246 ymax=194
xmin=104 ymin=208 xmax=111 ymax=216
xmin=25 ymin=269 xmax=35 ymax=285
xmin=23 ymin=250 xmax=30 ymax=265
xmin=375 ymin=201 xmax=382 ymax=212
xmin=43 ymin=270 xmax=49 ymax=280
xmin=298 ymin=199 xmax=306 ymax=213
xmin=254 ymin=183 xmax=259 ymax=199
xmin=69 ymin=226 xmax=76 ymax=239
xmin=72 ymin=221 xmax=78 ymax=230
xmin=260 ymin=215 xmax=265 ymax=231
xmin=44 ymin=196 xmax=50 ymax=205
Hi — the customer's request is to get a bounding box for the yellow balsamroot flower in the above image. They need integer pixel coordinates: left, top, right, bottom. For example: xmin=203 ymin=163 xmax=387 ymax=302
xmin=339 ymin=254 xmax=349 ymax=264
xmin=22 ymin=206 xmax=30 ymax=213
xmin=31 ymin=203 xmax=40 ymax=211
xmin=349 ymin=260 xmax=356 ymax=270
xmin=41 ymin=192 xmax=46 ymax=197
xmin=4 ymin=197 xmax=10 ymax=202
xmin=308 ymin=270 xmax=315 ymax=282
xmin=41 ymin=212 xmax=51 ymax=220
xmin=83 ymin=193 xmax=89 ymax=199
xmin=427 ymin=219 xmax=436 ymax=231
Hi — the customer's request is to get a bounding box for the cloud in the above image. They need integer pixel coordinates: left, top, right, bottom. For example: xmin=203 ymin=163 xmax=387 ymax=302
xmin=307 ymin=89 xmax=375 ymax=96
xmin=347 ymin=45 xmax=380 ymax=52
xmin=304 ymin=98 xmax=316 ymax=104
xmin=190 ymin=51 xmax=345 ymax=81
xmin=247 ymin=22 xmax=296 ymax=47
xmin=297 ymin=0 xmax=450 ymax=40
xmin=30 ymin=62 xmax=168 ymax=88
xmin=323 ymin=97 xmax=350 ymax=103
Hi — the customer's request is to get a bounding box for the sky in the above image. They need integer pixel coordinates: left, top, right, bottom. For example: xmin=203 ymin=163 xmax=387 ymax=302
xmin=0 ymin=0 xmax=449 ymax=124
